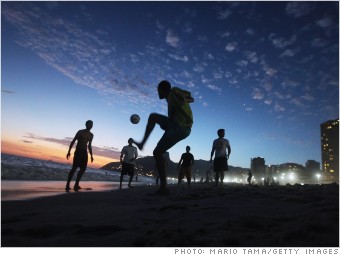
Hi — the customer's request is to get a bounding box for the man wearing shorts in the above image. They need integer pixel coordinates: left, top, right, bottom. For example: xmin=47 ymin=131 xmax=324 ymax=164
xmin=133 ymin=80 xmax=194 ymax=193
xmin=66 ymin=120 xmax=94 ymax=192
xmin=210 ymin=129 xmax=231 ymax=187
xmin=120 ymin=138 xmax=138 ymax=188
xmin=178 ymin=146 xmax=195 ymax=187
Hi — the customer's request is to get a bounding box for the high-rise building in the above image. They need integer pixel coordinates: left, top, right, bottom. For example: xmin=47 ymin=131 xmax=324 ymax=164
xmin=305 ymin=160 xmax=321 ymax=182
xmin=320 ymin=119 xmax=339 ymax=183
xmin=251 ymin=157 xmax=265 ymax=179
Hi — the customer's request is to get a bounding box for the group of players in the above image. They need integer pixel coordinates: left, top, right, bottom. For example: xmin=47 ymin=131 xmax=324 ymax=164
xmin=65 ymin=80 xmax=231 ymax=193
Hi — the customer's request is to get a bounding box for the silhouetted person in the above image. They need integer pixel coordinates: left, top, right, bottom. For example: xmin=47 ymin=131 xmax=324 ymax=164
xmin=247 ymin=170 xmax=253 ymax=185
xmin=133 ymin=80 xmax=194 ymax=194
xmin=120 ymin=138 xmax=138 ymax=188
xmin=205 ymin=167 xmax=212 ymax=183
xmin=66 ymin=120 xmax=94 ymax=192
xmin=210 ymin=129 xmax=231 ymax=187
xmin=177 ymin=146 xmax=195 ymax=187
xmin=155 ymin=173 xmax=159 ymax=186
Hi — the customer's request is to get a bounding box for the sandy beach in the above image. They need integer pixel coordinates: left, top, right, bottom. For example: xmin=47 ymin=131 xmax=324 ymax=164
xmin=1 ymin=182 xmax=339 ymax=247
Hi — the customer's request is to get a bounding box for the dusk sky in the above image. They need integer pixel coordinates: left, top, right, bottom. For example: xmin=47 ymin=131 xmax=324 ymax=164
xmin=1 ymin=1 xmax=339 ymax=169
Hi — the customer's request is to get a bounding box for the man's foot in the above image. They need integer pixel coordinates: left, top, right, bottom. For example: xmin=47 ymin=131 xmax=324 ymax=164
xmin=132 ymin=139 xmax=144 ymax=150
xmin=73 ymin=186 xmax=82 ymax=192
xmin=65 ymin=187 xmax=71 ymax=192
xmin=128 ymin=184 xmax=132 ymax=188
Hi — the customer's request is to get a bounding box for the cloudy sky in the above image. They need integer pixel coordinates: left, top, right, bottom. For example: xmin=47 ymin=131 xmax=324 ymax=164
xmin=1 ymin=1 xmax=339 ymax=169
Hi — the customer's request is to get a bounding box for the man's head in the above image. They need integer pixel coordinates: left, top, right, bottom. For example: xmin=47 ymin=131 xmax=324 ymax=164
xmin=186 ymin=146 xmax=191 ymax=152
xmin=217 ymin=129 xmax=225 ymax=138
xmin=158 ymin=80 xmax=171 ymax=99
xmin=128 ymin=138 xmax=133 ymax=145
xmin=85 ymin=120 xmax=93 ymax=130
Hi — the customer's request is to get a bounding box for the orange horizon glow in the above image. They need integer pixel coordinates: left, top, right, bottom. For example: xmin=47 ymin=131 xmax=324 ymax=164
xmin=1 ymin=140 xmax=118 ymax=169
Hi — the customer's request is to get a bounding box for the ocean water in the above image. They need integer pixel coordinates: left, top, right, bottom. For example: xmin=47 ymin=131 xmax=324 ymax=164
xmin=1 ymin=153 xmax=156 ymax=201
xmin=1 ymin=153 xmax=115 ymax=175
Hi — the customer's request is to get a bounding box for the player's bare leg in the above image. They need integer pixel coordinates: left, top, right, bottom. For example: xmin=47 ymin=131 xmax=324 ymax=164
xmin=133 ymin=113 xmax=163 ymax=150
xmin=154 ymin=149 xmax=167 ymax=192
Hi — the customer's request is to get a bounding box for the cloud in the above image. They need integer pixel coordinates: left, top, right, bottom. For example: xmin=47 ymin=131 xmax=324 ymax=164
xmin=311 ymin=38 xmax=329 ymax=48
xmin=203 ymin=52 xmax=215 ymax=60
xmin=221 ymin=32 xmax=231 ymax=38
xmin=252 ymin=88 xmax=264 ymax=100
xmin=281 ymin=79 xmax=300 ymax=88
xmin=218 ymin=9 xmax=232 ymax=20
xmin=156 ymin=20 xmax=165 ymax=31
xmin=246 ymin=28 xmax=255 ymax=36
xmin=285 ymin=2 xmax=314 ymax=18
xmin=290 ymin=98 xmax=305 ymax=107
xmin=244 ymin=51 xmax=258 ymax=63
xmin=181 ymin=70 xmax=193 ymax=79
xmin=263 ymin=132 xmax=312 ymax=146
xmin=264 ymin=99 xmax=272 ymax=105
xmin=182 ymin=22 xmax=193 ymax=34
xmin=20 ymin=140 xmax=33 ymax=144
xmin=274 ymin=102 xmax=285 ymax=112
xmin=268 ymin=33 xmax=297 ymax=49
xmin=206 ymin=84 xmax=221 ymax=93
xmin=1 ymin=89 xmax=15 ymax=94
xmin=2 ymin=3 xmax=162 ymax=111
xmin=225 ymin=42 xmax=238 ymax=52
xmin=212 ymin=70 xmax=223 ymax=79
xmin=193 ymin=63 xmax=206 ymax=73
xmin=280 ymin=48 xmax=298 ymax=57
xmin=262 ymin=64 xmax=277 ymax=77
xmin=166 ymin=30 xmax=180 ymax=47
xmin=168 ymin=53 xmax=189 ymax=62
xmin=315 ymin=16 xmax=334 ymax=28
xmin=301 ymin=93 xmax=315 ymax=102
xmin=262 ymin=82 xmax=272 ymax=92
xmin=23 ymin=133 xmax=121 ymax=159
xmin=24 ymin=133 xmax=73 ymax=147
xmin=236 ymin=60 xmax=248 ymax=67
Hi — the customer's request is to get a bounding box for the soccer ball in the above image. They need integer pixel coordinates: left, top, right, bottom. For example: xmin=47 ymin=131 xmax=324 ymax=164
xmin=130 ymin=114 xmax=140 ymax=124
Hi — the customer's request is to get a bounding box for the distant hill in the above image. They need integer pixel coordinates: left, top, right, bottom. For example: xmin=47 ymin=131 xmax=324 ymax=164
xmin=100 ymin=153 xmax=249 ymax=178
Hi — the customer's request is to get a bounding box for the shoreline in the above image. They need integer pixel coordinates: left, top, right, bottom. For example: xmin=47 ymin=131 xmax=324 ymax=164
xmin=2 ymin=182 xmax=339 ymax=247
xmin=1 ymin=180 xmax=147 ymax=201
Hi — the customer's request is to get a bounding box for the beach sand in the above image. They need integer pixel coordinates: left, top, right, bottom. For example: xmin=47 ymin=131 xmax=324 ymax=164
xmin=1 ymin=182 xmax=339 ymax=247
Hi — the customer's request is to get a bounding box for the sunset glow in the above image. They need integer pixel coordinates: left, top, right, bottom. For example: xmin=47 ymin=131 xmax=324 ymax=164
xmin=2 ymin=1 xmax=338 ymax=169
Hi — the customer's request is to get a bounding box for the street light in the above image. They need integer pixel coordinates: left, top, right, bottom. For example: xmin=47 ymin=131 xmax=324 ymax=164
xmin=316 ymin=173 xmax=321 ymax=184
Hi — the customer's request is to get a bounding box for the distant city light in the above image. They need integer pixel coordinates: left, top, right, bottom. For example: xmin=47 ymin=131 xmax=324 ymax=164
xmin=316 ymin=173 xmax=321 ymax=184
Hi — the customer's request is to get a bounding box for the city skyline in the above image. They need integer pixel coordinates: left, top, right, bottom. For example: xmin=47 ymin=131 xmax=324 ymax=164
xmin=2 ymin=1 xmax=339 ymax=169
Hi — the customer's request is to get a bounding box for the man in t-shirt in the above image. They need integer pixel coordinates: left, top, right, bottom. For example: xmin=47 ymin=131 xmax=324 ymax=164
xmin=66 ymin=120 xmax=94 ymax=192
xmin=133 ymin=80 xmax=194 ymax=194
xmin=177 ymin=146 xmax=195 ymax=187
xmin=210 ymin=129 xmax=231 ymax=187
xmin=120 ymin=138 xmax=138 ymax=188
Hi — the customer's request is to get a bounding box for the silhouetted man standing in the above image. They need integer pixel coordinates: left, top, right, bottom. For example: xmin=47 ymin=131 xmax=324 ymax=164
xmin=177 ymin=146 xmax=195 ymax=187
xmin=120 ymin=138 xmax=138 ymax=188
xmin=210 ymin=129 xmax=231 ymax=187
xmin=66 ymin=120 xmax=94 ymax=192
